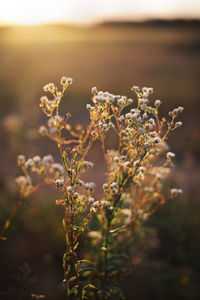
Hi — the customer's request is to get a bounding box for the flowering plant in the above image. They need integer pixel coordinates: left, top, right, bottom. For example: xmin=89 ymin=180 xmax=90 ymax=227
xmin=1 ymin=76 xmax=183 ymax=299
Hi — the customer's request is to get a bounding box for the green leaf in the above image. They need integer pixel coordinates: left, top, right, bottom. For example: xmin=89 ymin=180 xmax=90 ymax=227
xmin=73 ymin=242 xmax=79 ymax=251
xmin=78 ymin=266 xmax=95 ymax=273
xmin=69 ymin=276 xmax=77 ymax=283
xmin=76 ymin=161 xmax=83 ymax=173
xmin=78 ymin=259 xmax=94 ymax=266
xmin=4 ymin=220 xmax=10 ymax=229
xmin=62 ymin=152 xmax=69 ymax=170
xmin=73 ymin=225 xmax=82 ymax=231
xmin=83 ymin=283 xmax=97 ymax=290
xmin=109 ymin=227 xmax=125 ymax=236
xmin=69 ymin=285 xmax=78 ymax=295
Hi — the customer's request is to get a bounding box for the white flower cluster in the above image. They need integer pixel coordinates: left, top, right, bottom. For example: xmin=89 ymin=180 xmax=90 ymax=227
xmin=39 ymin=115 xmax=63 ymax=137
xmin=16 ymin=154 xmax=65 ymax=190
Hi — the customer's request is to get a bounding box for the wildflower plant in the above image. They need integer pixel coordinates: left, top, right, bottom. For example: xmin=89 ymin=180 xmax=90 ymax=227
xmin=1 ymin=76 xmax=183 ymax=299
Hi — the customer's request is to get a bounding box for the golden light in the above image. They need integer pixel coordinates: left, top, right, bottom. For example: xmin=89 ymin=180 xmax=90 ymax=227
xmin=0 ymin=0 xmax=199 ymax=26
xmin=0 ymin=0 xmax=78 ymax=26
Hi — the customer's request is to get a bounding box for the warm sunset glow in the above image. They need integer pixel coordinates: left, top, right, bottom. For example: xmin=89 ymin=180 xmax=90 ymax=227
xmin=0 ymin=0 xmax=199 ymax=26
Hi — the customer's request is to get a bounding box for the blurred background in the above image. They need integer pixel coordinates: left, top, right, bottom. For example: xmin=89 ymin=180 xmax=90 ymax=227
xmin=0 ymin=1 xmax=200 ymax=299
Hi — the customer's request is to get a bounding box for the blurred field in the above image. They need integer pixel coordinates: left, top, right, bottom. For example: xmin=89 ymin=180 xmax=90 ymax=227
xmin=0 ymin=20 xmax=200 ymax=299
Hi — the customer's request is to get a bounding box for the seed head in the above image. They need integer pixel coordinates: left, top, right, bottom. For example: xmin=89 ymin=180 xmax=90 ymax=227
xmin=42 ymin=155 xmax=54 ymax=166
xmin=132 ymin=86 xmax=140 ymax=92
xmin=91 ymin=87 xmax=98 ymax=95
xmin=61 ymin=76 xmax=67 ymax=84
xmin=103 ymin=183 xmax=108 ymax=190
xmin=67 ymin=186 xmax=74 ymax=193
xmin=155 ymin=99 xmax=161 ymax=106
xmin=125 ymin=113 xmax=132 ymax=119
xmin=74 ymin=192 xmax=79 ymax=199
xmin=118 ymin=98 xmax=125 ymax=105
xmin=154 ymin=137 xmax=161 ymax=144
xmin=119 ymin=115 xmax=125 ymax=121
xmin=33 ymin=156 xmax=41 ymax=165
xmin=93 ymin=201 xmax=99 ymax=208
xmin=167 ymin=152 xmax=175 ymax=159
xmin=17 ymin=155 xmax=25 ymax=165
xmin=171 ymin=188 xmax=183 ymax=196
xmin=39 ymin=126 xmax=48 ymax=135
xmin=127 ymin=98 xmax=133 ymax=104
xmin=67 ymin=78 xmax=73 ymax=85
xmin=40 ymin=96 xmax=48 ymax=104
xmin=89 ymin=197 xmax=94 ymax=204
xmin=56 ymin=179 xmax=64 ymax=188
xmin=86 ymin=104 xmax=91 ymax=110
xmin=52 ymin=163 xmax=64 ymax=174
xmin=114 ymin=156 xmax=119 ymax=163
xmin=150 ymin=131 xmax=157 ymax=138
xmin=110 ymin=182 xmax=118 ymax=189
xmin=25 ymin=158 xmax=34 ymax=169
xmin=175 ymin=121 xmax=182 ymax=127
xmin=16 ymin=176 xmax=27 ymax=186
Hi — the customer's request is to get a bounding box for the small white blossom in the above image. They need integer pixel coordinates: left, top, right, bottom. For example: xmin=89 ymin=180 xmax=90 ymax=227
xmin=33 ymin=156 xmax=41 ymax=165
xmin=102 ymin=201 xmax=111 ymax=208
xmin=52 ymin=163 xmax=64 ymax=174
xmin=61 ymin=76 xmax=67 ymax=84
xmin=40 ymin=96 xmax=48 ymax=103
xmin=132 ymin=85 xmax=140 ymax=92
xmin=124 ymin=161 xmax=130 ymax=168
xmin=178 ymin=106 xmax=184 ymax=113
xmin=93 ymin=201 xmax=100 ymax=208
xmin=127 ymin=98 xmax=133 ymax=104
xmin=167 ymin=152 xmax=175 ymax=159
xmin=175 ymin=121 xmax=182 ymax=127
xmin=25 ymin=159 xmax=34 ymax=169
xmin=110 ymin=182 xmax=118 ymax=189
xmin=154 ymin=137 xmax=161 ymax=144
xmin=125 ymin=113 xmax=132 ymax=119
xmin=83 ymin=161 xmax=94 ymax=168
xmin=155 ymin=99 xmax=161 ymax=106
xmin=16 ymin=176 xmax=27 ymax=186
xmin=103 ymin=183 xmax=109 ymax=190
xmin=150 ymin=131 xmax=157 ymax=138
xmin=91 ymin=87 xmax=98 ymax=94
xmin=67 ymin=186 xmax=74 ymax=193
xmin=74 ymin=192 xmax=79 ymax=199
xmin=138 ymin=127 xmax=145 ymax=134
xmin=42 ymin=155 xmax=54 ymax=166
xmin=39 ymin=126 xmax=48 ymax=135
xmin=119 ymin=115 xmax=125 ymax=121
xmin=89 ymin=197 xmax=94 ymax=204
xmin=114 ymin=156 xmax=119 ymax=163
xmin=86 ymin=104 xmax=91 ymax=110
xmin=88 ymin=182 xmax=96 ymax=191
xmin=171 ymin=188 xmax=183 ymax=196
xmin=149 ymin=118 xmax=155 ymax=124
xmin=56 ymin=179 xmax=64 ymax=188
xmin=17 ymin=155 xmax=25 ymax=165
xmin=118 ymin=98 xmax=125 ymax=105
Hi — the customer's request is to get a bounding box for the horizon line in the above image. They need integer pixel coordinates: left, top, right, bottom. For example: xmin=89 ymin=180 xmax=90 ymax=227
xmin=0 ymin=16 xmax=200 ymax=28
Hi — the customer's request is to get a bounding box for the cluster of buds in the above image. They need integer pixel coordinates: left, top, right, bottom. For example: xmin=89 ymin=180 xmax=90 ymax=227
xmin=40 ymin=77 xmax=72 ymax=119
xmin=16 ymin=153 xmax=65 ymax=195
